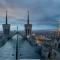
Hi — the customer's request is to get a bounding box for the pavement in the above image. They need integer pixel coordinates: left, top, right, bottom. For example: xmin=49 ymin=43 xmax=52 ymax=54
xmin=0 ymin=35 xmax=47 ymax=60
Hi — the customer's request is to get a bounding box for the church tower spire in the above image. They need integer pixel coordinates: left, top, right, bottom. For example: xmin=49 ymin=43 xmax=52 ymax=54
xmin=6 ymin=10 xmax=8 ymax=24
xmin=2 ymin=10 xmax=10 ymax=36
xmin=24 ymin=10 xmax=32 ymax=38
xmin=27 ymin=10 xmax=29 ymax=24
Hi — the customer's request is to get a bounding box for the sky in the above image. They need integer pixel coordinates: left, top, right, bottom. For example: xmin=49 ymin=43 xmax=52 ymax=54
xmin=0 ymin=0 xmax=60 ymax=31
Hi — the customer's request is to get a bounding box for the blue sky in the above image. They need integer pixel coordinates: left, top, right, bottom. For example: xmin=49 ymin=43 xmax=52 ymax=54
xmin=0 ymin=0 xmax=60 ymax=31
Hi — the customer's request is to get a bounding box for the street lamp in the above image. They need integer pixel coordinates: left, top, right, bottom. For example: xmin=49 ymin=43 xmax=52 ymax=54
xmin=16 ymin=26 xmax=18 ymax=60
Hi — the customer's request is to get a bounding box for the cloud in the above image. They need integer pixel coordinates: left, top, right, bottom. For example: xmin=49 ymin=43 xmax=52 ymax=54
xmin=0 ymin=0 xmax=60 ymax=30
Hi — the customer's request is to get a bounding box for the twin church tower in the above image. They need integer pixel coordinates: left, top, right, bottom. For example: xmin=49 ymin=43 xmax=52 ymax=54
xmin=25 ymin=11 xmax=32 ymax=38
xmin=2 ymin=11 xmax=32 ymax=38
xmin=2 ymin=11 xmax=10 ymax=37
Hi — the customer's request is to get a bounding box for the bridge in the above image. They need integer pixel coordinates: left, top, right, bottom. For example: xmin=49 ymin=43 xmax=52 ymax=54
xmin=0 ymin=30 xmax=60 ymax=60
xmin=8 ymin=32 xmax=26 ymax=40
xmin=0 ymin=30 xmax=49 ymax=59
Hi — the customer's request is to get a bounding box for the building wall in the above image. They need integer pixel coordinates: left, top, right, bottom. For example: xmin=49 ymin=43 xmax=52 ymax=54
xmin=2 ymin=24 xmax=10 ymax=36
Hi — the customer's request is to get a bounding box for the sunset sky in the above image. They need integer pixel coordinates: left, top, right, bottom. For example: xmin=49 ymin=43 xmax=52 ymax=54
xmin=0 ymin=0 xmax=60 ymax=31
